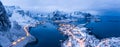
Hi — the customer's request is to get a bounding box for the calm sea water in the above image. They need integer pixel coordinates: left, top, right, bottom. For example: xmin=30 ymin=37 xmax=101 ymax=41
xmin=26 ymin=22 xmax=67 ymax=47
xmin=87 ymin=13 xmax=120 ymax=39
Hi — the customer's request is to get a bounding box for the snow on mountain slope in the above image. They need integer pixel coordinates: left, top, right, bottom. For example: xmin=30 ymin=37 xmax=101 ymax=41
xmin=0 ymin=2 xmax=36 ymax=47
xmin=1 ymin=5 xmax=120 ymax=47
xmin=10 ymin=10 xmax=38 ymax=26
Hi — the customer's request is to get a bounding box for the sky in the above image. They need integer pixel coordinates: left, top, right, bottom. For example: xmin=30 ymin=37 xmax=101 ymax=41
xmin=1 ymin=0 xmax=120 ymax=9
xmin=1 ymin=0 xmax=120 ymax=15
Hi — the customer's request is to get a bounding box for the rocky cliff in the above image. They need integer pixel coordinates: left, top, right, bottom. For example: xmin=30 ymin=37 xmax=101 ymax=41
xmin=0 ymin=1 xmax=11 ymax=31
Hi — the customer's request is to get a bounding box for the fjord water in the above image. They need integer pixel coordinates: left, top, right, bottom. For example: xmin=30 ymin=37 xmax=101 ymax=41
xmin=26 ymin=22 xmax=67 ymax=47
xmin=87 ymin=10 xmax=120 ymax=39
xmin=26 ymin=10 xmax=120 ymax=47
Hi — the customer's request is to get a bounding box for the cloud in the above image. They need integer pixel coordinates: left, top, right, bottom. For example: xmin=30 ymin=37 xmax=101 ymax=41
xmin=1 ymin=0 xmax=120 ymax=11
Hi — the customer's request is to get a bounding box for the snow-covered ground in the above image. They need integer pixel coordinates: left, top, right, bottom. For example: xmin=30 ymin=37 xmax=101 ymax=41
xmin=59 ymin=24 xmax=120 ymax=47
xmin=59 ymin=24 xmax=99 ymax=47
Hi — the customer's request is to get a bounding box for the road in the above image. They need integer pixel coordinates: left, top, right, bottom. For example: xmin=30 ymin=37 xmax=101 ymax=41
xmin=59 ymin=24 xmax=86 ymax=47
xmin=10 ymin=21 xmax=45 ymax=47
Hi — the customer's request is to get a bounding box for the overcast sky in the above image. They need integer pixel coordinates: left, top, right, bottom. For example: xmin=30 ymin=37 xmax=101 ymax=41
xmin=1 ymin=0 xmax=120 ymax=10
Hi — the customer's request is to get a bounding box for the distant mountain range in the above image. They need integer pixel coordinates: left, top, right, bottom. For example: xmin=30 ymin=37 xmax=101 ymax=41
xmin=2 ymin=2 xmax=120 ymax=47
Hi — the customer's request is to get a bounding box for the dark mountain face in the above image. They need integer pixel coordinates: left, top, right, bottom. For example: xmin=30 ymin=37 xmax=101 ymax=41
xmin=0 ymin=1 xmax=11 ymax=31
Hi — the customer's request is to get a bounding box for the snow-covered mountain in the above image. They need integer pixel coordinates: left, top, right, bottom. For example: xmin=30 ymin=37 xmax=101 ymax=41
xmin=1 ymin=2 xmax=120 ymax=47
xmin=1 ymin=4 xmax=102 ymax=47
xmin=0 ymin=2 xmax=35 ymax=47
xmin=1 ymin=5 xmax=98 ymax=47
xmin=5 ymin=6 xmax=95 ymax=26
